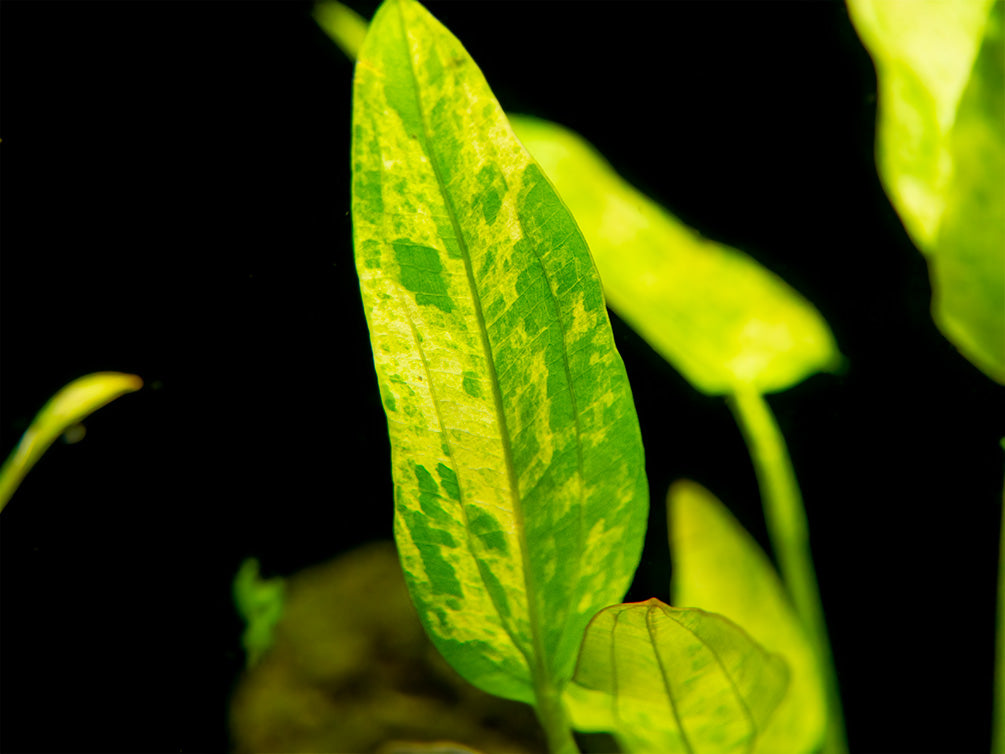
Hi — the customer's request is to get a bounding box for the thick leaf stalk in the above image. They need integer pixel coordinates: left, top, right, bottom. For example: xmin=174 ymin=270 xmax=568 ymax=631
xmin=728 ymin=388 xmax=846 ymax=754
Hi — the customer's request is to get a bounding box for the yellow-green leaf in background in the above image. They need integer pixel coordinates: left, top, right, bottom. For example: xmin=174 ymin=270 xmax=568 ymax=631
xmin=351 ymin=0 xmax=648 ymax=741
xmin=314 ymin=0 xmax=367 ymax=62
xmin=563 ymin=598 xmax=789 ymax=754
xmin=0 ymin=372 xmax=142 ymax=513
xmin=847 ymin=0 xmax=1004 ymax=383
xmin=510 ymin=115 xmax=843 ymax=396
xmin=668 ymin=480 xmax=826 ymax=754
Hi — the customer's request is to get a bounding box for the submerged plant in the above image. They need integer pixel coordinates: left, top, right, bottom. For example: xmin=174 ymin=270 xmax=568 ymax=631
xmin=320 ymin=0 xmax=1002 ymax=751
xmin=338 ymin=0 xmax=827 ymax=750
xmin=3 ymin=2 xmax=998 ymax=751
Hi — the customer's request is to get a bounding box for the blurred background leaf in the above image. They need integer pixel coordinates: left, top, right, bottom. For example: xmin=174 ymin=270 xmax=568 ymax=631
xmin=229 ymin=542 xmax=545 ymax=754
xmin=511 ymin=115 xmax=843 ymax=397
xmin=232 ymin=557 xmax=286 ymax=667
xmin=668 ymin=480 xmax=826 ymax=754
xmin=0 ymin=372 xmax=142 ymax=513
xmin=847 ymin=0 xmax=1004 ymax=383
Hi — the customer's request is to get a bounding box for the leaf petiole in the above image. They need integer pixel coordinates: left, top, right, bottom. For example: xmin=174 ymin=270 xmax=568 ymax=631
xmin=727 ymin=387 xmax=847 ymax=754
xmin=533 ymin=674 xmax=579 ymax=754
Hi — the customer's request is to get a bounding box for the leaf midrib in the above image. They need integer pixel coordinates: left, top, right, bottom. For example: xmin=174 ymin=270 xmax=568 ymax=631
xmin=640 ymin=605 xmax=693 ymax=754
xmin=392 ymin=0 xmax=537 ymax=674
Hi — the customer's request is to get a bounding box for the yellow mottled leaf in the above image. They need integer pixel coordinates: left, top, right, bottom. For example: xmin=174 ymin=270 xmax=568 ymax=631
xmin=352 ymin=0 xmax=648 ymax=709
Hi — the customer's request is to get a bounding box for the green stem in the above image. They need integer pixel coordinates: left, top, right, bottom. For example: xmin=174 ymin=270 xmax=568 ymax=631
xmin=728 ymin=387 xmax=847 ymax=754
xmin=533 ymin=675 xmax=579 ymax=754
xmin=994 ymin=446 xmax=1005 ymax=754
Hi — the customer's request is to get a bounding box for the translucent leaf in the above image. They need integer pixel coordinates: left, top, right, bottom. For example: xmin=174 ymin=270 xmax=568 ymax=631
xmin=847 ymin=0 xmax=1004 ymax=383
xmin=564 ymin=598 xmax=789 ymax=754
xmin=0 ymin=372 xmax=142 ymax=513
xmin=351 ymin=0 xmax=648 ymax=706
xmin=668 ymin=480 xmax=826 ymax=754
xmin=510 ymin=115 xmax=842 ymax=396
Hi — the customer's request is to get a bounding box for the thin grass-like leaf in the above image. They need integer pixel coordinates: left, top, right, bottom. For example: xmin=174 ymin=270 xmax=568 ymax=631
xmin=0 ymin=372 xmax=142 ymax=513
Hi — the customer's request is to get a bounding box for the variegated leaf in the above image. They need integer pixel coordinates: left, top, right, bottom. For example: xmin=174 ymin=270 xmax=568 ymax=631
xmin=351 ymin=0 xmax=648 ymax=705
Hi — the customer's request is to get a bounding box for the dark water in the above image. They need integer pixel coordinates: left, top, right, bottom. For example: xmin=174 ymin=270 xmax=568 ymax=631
xmin=2 ymin=2 xmax=1001 ymax=752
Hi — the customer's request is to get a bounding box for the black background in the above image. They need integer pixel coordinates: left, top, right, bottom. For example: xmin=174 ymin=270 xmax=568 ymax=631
xmin=1 ymin=2 xmax=1002 ymax=752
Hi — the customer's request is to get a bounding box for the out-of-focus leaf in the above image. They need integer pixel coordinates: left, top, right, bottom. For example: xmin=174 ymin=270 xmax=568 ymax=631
xmin=352 ymin=0 xmax=647 ymax=706
xmin=0 ymin=372 xmax=142 ymax=513
xmin=668 ymin=480 xmax=826 ymax=754
xmin=233 ymin=558 xmax=286 ymax=667
xmin=314 ymin=1 xmax=368 ymax=62
xmin=564 ymin=598 xmax=789 ymax=754
xmin=228 ymin=542 xmax=548 ymax=754
xmin=510 ymin=115 xmax=842 ymax=396
xmin=378 ymin=743 xmax=486 ymax=754
xmin=847 ymin=0 xmax=992 ymax=245
xmin=847 ymin=0 xmax=1004 ymax=383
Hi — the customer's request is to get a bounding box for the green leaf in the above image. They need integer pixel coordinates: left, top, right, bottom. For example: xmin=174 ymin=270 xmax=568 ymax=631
xmin=668 ymin=480 xmax=826 ymax=754
xmin=351 ymin=0 xmax=648 ymax=709
xmin=510 ymin=115 xmax=842 ymax=396
xmin=0 ymin=372 xmax=143 ymax=513
xmin=563 ymin=598 xmax=789 ymax=754
xmin=847 ymin=0 xmax=1005 ymax=383
xmin=233 ymin=557 xmax=286 ymax=668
